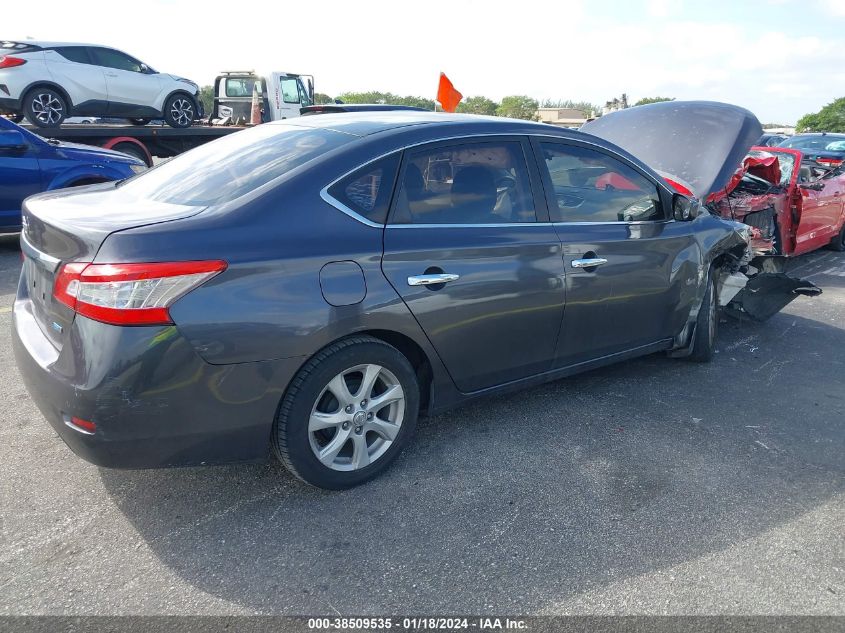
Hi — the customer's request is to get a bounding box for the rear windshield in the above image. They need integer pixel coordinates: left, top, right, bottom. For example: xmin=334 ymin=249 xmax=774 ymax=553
xmin=118 ymin=124 xmax=354 ymax=206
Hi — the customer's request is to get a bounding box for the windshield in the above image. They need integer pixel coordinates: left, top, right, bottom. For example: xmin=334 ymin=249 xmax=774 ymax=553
xmin=748 ymin=149 xmax=795 ymax=186
xmin=117 ymin=123 xmax=354 ymax=206
xmin=779 ymin=135 xmax=845 ymax=152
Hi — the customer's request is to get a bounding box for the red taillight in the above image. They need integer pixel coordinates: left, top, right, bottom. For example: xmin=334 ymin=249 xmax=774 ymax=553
xmin=53 ymin=260 xmax=227 ymax=326
xmin=0 ymin=56 xmax=27 ymax=69
xmin=818 ymin=158 xmax=843 ymax=167
xmin=68 ymin=416 xmax=96 ymax=434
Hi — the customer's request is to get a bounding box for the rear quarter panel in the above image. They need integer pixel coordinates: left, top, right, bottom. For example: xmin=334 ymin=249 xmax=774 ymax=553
xmin=95 ymin=173 xmax=448 ymax=372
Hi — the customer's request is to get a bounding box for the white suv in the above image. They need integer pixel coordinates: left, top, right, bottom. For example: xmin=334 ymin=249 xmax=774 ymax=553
xmin=0 ymin=41 xmax=203 ymax=128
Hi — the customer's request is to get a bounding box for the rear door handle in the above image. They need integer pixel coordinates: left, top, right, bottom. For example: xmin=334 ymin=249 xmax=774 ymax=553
xmin=407 ymin=273 xmax=460 ymax=286
xmin=571 ymin=258 xmax=608 ymax=268
xmin=105 ymin=73 xmax=118 ymax=77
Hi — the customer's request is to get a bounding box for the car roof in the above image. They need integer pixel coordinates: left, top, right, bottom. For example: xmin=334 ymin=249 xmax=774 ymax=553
xmin=273 ymin=111 xmax=571 ymax=138
xmin=1 ymin=40 xmax=111 ymax=49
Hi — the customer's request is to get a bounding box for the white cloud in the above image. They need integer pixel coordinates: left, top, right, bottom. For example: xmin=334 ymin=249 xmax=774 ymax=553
xmin=647 ymin=0 xmax=683 ymax=17
xmin=5 ymin=0 xmax=844 ymax=124
xmin=820 ymin=0 xmax=845 ymax=16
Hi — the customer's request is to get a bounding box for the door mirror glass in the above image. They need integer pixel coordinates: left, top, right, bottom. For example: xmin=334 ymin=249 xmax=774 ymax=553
xmin=672 ymin=193 xmax=700 ymax=221
xmin=0 ymin=130 xmax=26 ymax=151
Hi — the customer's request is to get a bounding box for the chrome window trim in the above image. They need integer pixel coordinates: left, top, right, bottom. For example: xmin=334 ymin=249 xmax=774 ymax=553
xmin=320 ymin=131 xmax=673 ymax=230
xmin=319 ymin=188 xmax=384 ymax=228
xmin=386 ymin=222 xmax=545 ymax=229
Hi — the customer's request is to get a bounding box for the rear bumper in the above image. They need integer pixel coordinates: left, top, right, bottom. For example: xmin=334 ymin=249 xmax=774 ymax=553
xmin=12 ymin=294 xmax=304 ymax=469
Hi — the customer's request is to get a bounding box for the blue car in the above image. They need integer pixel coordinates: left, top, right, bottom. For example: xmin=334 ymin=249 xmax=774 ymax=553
xmin=0 ymin=115 xmax=144 ymax=231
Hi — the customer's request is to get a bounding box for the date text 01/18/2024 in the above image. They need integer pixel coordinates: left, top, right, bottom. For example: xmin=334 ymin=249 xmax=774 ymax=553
xmin=307 ymin=617 xmax=528 ymax=630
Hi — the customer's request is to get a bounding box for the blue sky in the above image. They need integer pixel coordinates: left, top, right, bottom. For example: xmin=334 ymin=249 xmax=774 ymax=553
xmin=8 ymin=0 xmax=845 ymax=123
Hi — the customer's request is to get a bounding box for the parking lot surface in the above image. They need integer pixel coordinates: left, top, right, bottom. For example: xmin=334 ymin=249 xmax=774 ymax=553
xmin=0 ymin=233 xmax=842 ymax=615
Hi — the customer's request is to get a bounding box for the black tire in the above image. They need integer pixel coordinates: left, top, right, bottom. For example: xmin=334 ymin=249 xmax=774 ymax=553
xmin=688 ymin=269 xmax=719 ymax=362
xmin=129 ymin=118 xmax=151 ymax=126
xmin=163 ymin=93 xmax=195 ymax=129
xmin=22 ymin=87 xmax=67 ymax=128
xmin=828 ymin=223 xmax=845 ymax=252
xmin=110 ymin=142 xmax=150 ymax=167
xmin=272 ymin=336 xmax=419 ymax=490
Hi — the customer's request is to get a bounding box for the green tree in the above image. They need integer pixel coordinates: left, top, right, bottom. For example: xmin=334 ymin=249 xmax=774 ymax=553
xmin=497 ymin=95 xmax=539 ymax=121
xmin=395 ymin=95 xmax=436 ymax=110
xmin=313 ymin=92 xmax=334 ymax=105
xmin=336 ymin=91 xmax=435 ymax=110
xmin=457 ymin=96 xmax=499 ymax=116
xmin=336 ymin=91 xmax=393 ymax=104
xmin=796 ymin=98 xmax=845 ymax=132
xmin=633 ymin=96 xmax=675 ymax=106
xmin=198 ymin=85 xmax=214 ymax=115
xmin=540 ymin=99 xmax=597 ymax=115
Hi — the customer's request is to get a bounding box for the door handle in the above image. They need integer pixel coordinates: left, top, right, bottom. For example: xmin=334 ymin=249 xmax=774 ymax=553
xmin=105 ymin=73 xmax=118 ymax=77
xmin=407 ymin=273 xmax=460 ymax=286
xmin=571 ymin=258 xmax=608 ymax=268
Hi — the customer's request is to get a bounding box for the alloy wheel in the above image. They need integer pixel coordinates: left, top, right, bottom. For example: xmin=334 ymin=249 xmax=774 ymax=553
xmin=31 ymin=93 xmax=63 ymax=125
xmin=169 ymin=98 xmax=194 ymax=127
xmin=308 ymin=364 xmax=405 ymax=472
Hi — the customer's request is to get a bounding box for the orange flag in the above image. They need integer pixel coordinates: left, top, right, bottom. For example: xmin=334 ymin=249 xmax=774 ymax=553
xmin=436 ymin=73 xmax=463 ymax=113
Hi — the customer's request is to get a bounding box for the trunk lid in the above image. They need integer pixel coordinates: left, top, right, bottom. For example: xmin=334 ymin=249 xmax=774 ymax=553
xmin=581 ymin=101 xmax=763 ymax=201
xmin=20 ymin=182 xmax=205 ymax=350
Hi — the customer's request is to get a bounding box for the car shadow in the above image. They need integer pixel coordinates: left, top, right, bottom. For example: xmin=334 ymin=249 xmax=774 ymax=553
xmin=98 ymin=302 xmax=845 ymax=614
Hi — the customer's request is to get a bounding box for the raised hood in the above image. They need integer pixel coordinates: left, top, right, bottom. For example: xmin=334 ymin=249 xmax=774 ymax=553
xmin=581 ymin=101 xmax=763 ymax=201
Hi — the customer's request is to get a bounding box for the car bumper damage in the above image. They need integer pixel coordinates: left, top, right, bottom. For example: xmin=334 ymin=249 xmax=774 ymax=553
xmin=716 ymin=223 xmax=821 ymax=322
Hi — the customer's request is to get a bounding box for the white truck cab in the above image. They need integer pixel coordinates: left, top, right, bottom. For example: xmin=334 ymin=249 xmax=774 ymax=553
xmin=211 ymin=70 xmax=314 ymax=123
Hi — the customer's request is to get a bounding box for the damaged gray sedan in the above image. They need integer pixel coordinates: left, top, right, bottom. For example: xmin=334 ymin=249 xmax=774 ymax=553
xmin=14 ymin=102 xmax=819 ymax=489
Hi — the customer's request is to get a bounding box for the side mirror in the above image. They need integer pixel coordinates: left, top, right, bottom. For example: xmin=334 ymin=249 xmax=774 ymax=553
xmin=672 ymin=193 xmax=700 ymax=221
xmin=799 ymin=181 xmax=824 ymax=192
xmin=0 ymin=130 xmax=27 ymax=152
xmin=139 ymin=63 xmax=154 ymax=74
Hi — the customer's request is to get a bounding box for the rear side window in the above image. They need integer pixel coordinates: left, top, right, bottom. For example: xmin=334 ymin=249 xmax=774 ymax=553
xmin=90 ymin=48 xmax=143 ymax=73
xmin=539 ymin=142 xmax=663 ymax=223
xmin=327 ymin=154 xmax=401 ymax=224
xmin=53 ymin=47 xmax=91 ymax=64
xmin=118 ymin=124 xmax=354 ymax=206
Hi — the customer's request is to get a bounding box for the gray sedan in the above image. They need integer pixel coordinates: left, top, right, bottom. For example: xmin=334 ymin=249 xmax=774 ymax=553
xmin=12 ymin=103 xmax=817 ymax=489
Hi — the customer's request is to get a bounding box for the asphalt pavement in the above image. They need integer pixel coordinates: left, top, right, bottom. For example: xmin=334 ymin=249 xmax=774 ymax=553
xmin=0 ymin=234 xmax=842 ymax=615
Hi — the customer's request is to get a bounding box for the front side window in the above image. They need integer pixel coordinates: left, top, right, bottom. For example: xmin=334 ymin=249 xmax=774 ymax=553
xmin=391 ymin=141 xmax=536 ymax=224
xmin=327 ymin=154 xmax=400 ymax=224
xmin=280 ymin=78 xmax=300 ymax=104
xmin=539 ymin=142 xmax=663 ymax=223
xmin=298 ymin=79 xmax=312 ymax=106
xmin=91 ymin=48 xmax=143 ymax=73
xmin=53 ymin=46 xmax=91 ymax=64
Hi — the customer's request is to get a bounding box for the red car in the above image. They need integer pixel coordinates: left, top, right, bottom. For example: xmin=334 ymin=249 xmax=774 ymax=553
xmin=711 ymin=146 xmax=845 ymax=265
